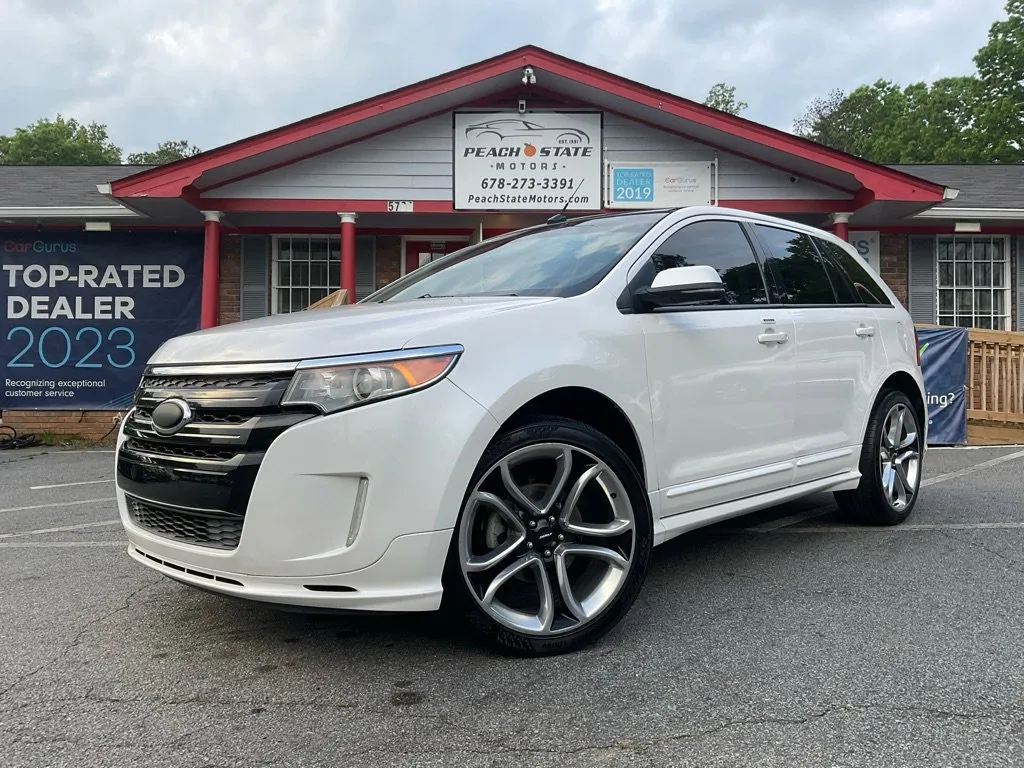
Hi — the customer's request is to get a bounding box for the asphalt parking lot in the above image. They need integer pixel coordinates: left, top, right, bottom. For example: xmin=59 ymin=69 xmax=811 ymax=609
xmin=2 ymin=445 xmax=1024 ymax=767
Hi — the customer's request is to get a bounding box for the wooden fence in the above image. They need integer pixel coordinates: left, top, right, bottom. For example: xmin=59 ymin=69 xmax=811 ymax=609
xmin=965 ymin=328 xmax=1024 ymax=444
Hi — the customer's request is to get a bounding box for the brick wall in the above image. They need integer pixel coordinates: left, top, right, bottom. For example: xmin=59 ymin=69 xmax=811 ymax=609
xmin=879 ymin=234 xmax=908 ymax=307
xmin=1 ymin=409 xmax=124 ymax=441
xmin=376 ymin=236 xmax=402 ymax=290
xmin=219 ymin=234 xmax=241 ymax=325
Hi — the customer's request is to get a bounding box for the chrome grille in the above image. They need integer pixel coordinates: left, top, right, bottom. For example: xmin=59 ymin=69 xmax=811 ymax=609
xmin=117 ymin=364 xmax=319 ymax=548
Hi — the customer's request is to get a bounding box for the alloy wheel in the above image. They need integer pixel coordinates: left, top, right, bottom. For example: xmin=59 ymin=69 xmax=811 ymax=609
xmin=458 ymin=442 xmax=636 ymax=637
xmin=878 ymin=403 xmax=921 ymax=511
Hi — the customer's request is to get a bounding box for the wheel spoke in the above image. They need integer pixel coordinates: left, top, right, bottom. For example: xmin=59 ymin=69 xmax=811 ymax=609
xmin=542 ymin=447 xmax=573 ymax=516
xmin=559 ymin=543 xmax=629 ymax=569
xmin=481 ymin=554 xmax=554 ymax=633
xmin=500 ymin=458 xmax=542 ymax=515
xmin=565 ymin=518 xmax=633 ymax=538
xmin=555 ymin=550 xmax=586 ymax=622
xmin=895 ymin=463 xmax=912 ymax=501
xmin=560 ymin=464 xmax=632 ymax=537
xmin=884 ymin=412 xmax=900 ymax=450
xmin=561 ymin=464 xmax=602 ymax=523
xmin=882 ymin=463 xmax=897 ymax=503
xmin=897 ymin=429 xmax=918 ymax=451
xmin=463 ymin=492 xmax=526 ymax=572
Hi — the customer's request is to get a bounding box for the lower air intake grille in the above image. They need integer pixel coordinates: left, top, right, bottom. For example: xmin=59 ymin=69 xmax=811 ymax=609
xmin=127 ymin=496 xmax=243 ymax=550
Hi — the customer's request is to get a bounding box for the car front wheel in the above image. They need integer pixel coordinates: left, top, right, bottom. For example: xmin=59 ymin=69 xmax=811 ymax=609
xmin=444 ymin=417 xmax=653 ymax=656
xmin=835 ymin=389 xmax=924 ymax=526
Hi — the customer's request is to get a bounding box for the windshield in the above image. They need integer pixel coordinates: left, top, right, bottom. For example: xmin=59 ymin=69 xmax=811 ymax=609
xmin=365 ymin=211 xmax=669 ymax=303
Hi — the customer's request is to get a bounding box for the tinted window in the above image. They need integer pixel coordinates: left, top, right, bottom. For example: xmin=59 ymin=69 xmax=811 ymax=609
xmin=811 ymin=237 xmax=858 ymax=304
xmin=815 ymin=239 xmax=888 ymax=305
xmin=651 ymin=220 xmax=768 ymax=305
xmin=755 ymin=225 xmax=836 ymax=305
xmin=368 ymin=211 xmax=668 ymax=302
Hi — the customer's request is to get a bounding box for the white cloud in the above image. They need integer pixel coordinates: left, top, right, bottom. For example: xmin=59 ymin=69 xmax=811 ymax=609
xmin=0 ymin=0 xmax=1008 ymax=155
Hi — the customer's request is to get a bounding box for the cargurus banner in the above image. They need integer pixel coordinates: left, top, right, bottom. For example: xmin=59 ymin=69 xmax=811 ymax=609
xmin=1 ymin=231 xmax=203 ymax=410
xmin=915 ymin=325 xmax=969 ymax=445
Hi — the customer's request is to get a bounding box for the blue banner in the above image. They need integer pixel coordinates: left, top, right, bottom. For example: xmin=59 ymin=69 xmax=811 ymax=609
xmin=916 ymin=325 xmax=968 ymax=445
xmin=2 ymin=231 xmax=203 ymax=410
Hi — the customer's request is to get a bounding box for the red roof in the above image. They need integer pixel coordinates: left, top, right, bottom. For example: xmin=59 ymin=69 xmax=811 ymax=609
xmin=109 ymin=45 xmax=950 ymax=205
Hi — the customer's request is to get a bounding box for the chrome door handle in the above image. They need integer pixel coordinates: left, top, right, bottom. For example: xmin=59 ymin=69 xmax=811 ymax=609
xmin=855 ymin=326 xmax=875 ymax=338
xmin=757 ymin=331 xmax=788 ymax=345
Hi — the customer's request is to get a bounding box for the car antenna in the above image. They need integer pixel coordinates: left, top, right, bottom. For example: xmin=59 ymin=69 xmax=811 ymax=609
xmin=546 ymin=177 xmax=587 ymax=225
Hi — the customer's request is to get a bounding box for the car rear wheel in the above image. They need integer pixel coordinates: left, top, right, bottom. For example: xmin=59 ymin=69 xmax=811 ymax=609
xmin=443 ymin=416 xmax=653 ymax=656
xmin=835 ymin=389 xmax=923 ymax=526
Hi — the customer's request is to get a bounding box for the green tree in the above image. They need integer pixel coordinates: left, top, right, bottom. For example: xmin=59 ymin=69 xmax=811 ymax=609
xmin=794 ymin=77 xmax=1015 ymax=163
xmin=794 ymin=1 xmax=1023 ymax=162
xmin=973 ymin=0 xmax=1024 ymax=159
xmin=703 ymin=82 xmax=748 ymax=115
xmin=126 ymin=139 xmax=202 ymax=165
xmin=0 ymin=114 xmax=122 ymax=164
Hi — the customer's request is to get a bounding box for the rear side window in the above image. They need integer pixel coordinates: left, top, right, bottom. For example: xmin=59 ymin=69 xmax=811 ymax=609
xmin=651 ymin=220 xmax=768 ymax=305
xmin=811 ymin=238 xmax=859 ymax=304
xmin=815 ymin=239 xmax=889 ymax=305
xmin=754 ymin=225 xmax=837 ymax=305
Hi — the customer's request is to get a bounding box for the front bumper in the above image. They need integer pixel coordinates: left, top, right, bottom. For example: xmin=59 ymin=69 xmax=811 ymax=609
xmin=115 ymin=377 xmax=499 ymax=612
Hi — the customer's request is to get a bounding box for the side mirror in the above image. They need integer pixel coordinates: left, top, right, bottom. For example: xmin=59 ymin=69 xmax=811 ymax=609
xmin=635 ymin=265 xmax=725 ymax=311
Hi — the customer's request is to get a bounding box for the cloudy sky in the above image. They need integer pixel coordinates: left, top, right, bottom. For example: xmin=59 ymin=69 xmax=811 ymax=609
xmin=0 ymin=0 xmax=1009 ymax=156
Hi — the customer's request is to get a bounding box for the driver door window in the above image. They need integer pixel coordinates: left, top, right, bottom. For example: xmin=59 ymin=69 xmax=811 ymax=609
xmin=649 ymin=220 xmax=769 ymax=305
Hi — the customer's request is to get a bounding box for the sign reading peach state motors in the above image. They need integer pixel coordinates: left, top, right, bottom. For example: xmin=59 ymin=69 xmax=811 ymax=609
xmin=453 ymin=112 xmax=603 ymax=211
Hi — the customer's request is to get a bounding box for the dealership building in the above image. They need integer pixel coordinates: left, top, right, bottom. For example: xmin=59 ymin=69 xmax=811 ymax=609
xmin=2 ymin=45 xmax=1023 ymax=439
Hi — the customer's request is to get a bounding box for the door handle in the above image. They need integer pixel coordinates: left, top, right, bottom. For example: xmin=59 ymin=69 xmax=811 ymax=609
xmin=757 ymin=330 xmax=789 ymax=345
xmin=855 ymin=326 xmax=875 ymax=338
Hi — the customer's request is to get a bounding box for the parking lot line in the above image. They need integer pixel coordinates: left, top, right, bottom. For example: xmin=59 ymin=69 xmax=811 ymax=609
xmin=922 ymin=448 xmax=1024 ymax=488
xmin=746 ymin=505 xmax=834 ymax=532
xmin=0 ymin=520 xmax=121 ymax=540
xmin=0 ymin=497 xmax=116 ymax=514
xmin=30 ymin=479 xmax=113 ymax=490
xmin=0 ymin=541 xmax=125 ymax=548
xmin=767 ymin=522 xmax=1024 ymax=534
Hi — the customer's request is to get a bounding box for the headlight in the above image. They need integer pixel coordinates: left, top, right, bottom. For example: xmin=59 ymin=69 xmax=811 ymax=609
xmin=281 ymin=345 xmax=463 ymax=414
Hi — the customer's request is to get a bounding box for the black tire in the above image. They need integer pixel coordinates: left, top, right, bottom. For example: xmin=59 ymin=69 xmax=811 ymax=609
xmin=834 ymin=389 xmax=924 ymax=526
xmin=441 ymin=416 xmax=653 ymax=657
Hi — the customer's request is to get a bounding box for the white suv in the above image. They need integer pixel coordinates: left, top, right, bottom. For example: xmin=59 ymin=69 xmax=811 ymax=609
xmin=114 ymin=207 xmax=926 ymax=656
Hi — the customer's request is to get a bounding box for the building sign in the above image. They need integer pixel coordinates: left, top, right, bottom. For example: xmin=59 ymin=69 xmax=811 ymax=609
xmin=851 ymin=230 xmax=880 ymax=273
xmin=606 ymin=161 xmax=714 ymax=208
xmin=1 ymin=232 xmax=203 ymax=410
xmin=916 ymin=325 xmax=968 ymax=445
xmin=453 ymin=111 xmax=602 ymax=211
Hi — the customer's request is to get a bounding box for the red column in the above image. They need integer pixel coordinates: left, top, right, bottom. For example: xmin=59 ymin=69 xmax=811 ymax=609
xmin=831 ymin=213 xmax=850 ymax=242
xmin=200 ymin=211 xmax=223 ymax=328
xmin=339 ymin=212 xmax=358 ymax=303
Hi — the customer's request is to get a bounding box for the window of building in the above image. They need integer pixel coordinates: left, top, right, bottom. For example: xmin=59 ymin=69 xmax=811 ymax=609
xmin=754 ymin=225 xmax=836 ymax=305
xmin=271 ymin=235 xmax=376 ymax=313
xmin=650 ymin=220 xmax=768 ymax=305
xmin=936 ymin=235 xmax=1010 ymax=330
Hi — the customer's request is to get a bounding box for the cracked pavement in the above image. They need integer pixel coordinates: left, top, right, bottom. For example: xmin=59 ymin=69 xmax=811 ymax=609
xmin=1 ymin=446 xmax=1024 ymax=767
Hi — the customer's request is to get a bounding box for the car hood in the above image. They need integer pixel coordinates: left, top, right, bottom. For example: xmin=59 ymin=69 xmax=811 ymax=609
xmin=147 ymin=296 xmax=557 ymax=365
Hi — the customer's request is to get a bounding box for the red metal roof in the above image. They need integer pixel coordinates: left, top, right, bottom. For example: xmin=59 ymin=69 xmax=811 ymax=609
xmin=109 ymin=45 xmax=950 ymax=204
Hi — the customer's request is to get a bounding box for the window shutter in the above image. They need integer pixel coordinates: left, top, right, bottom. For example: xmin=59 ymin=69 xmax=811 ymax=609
xmin=355 ymin=235 xmax=376 ymax=302
xmin=1017 ymin=236 xmax=1024 ymax=331
xmin=908 ymin=236 xmax=936 ymax=324
xmin=240 ymin=236 xmax=269 ymax=321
